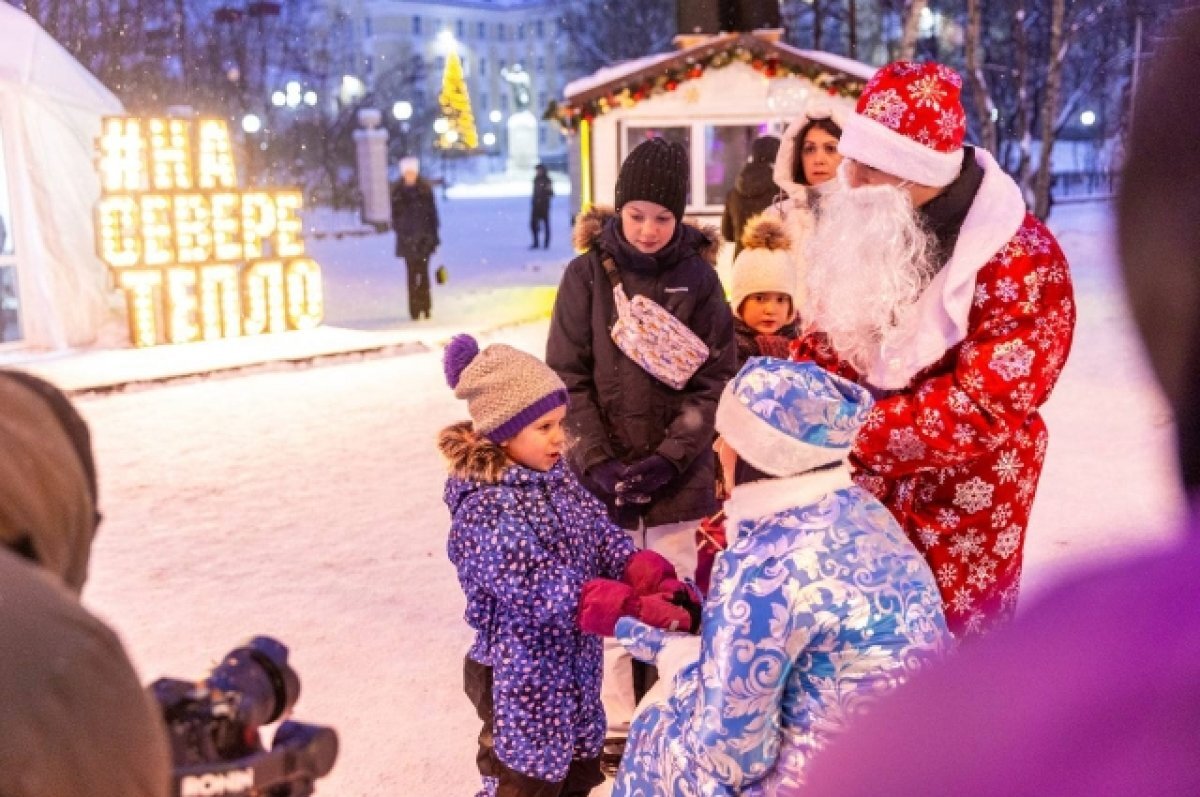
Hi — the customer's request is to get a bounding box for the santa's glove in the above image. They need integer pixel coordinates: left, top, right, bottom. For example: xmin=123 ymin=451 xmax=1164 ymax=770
xmin=637 ymin=593 xmax=696 ymax=633
xmin=617 ymin=455 xmax=677 ymax=500
xmin=587 ymin=459 xmax=628 ymax=498
xmin=755 ymin=334 xmax=793 ymax=359
xmin=578 ymin=579 xmax=639 ymax=637
xmin=622 ymin=549 xmax=678 ymax=596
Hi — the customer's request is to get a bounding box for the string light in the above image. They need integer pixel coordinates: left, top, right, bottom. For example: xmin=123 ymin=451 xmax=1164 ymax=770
xmin=95 ymin=116 xmax=325 ymax=347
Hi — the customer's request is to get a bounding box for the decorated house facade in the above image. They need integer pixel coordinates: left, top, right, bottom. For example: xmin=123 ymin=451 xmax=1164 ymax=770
xmin=550 ymin=31 xmax=874 ymax=243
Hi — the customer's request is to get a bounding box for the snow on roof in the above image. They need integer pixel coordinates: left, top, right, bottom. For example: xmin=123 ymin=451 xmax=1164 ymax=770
xmin=773 ymin=42 xmax=877 ymax=81
xmin=564 ymin=50 xmax=680 ymax=98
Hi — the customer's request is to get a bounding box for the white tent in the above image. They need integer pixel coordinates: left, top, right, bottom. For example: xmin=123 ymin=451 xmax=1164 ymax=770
xmin=0 ymin=3 xmax=123 ymax=350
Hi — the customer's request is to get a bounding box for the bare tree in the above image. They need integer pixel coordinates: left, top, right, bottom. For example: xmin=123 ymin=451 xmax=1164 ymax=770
xmin=554 ymin=0 xmax=675 ymax=75
xmin=897 ymin=0 xmax=927 ymax=59
xmin=964 ymin=0 xmax=997 ymax=153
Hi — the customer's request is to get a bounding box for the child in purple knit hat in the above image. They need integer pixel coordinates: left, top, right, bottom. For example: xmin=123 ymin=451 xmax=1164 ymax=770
xmin=437 ymin=334 xmax=697 ymax=797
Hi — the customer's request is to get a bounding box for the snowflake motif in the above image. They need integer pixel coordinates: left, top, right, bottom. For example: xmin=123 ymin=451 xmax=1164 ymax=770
xmin=961 ymin=371 xmax=985 ymax=392
xmin=963 ymin=610 xmax=988 ymax=635
xmin=887 ymin=427 xmax=927 ymax=461
xmin=918 ymin=525 xmax=941 ymax=550
xmin=1035 ymin=432 xmax=1049 ymax=461
xmin=917 ymin=483 xmax=936 ymax=503
xmin=895 ymin=480 xmax=917 ymax=504
xmin=862 ymin=406 xmax=887 ymax=431
xmin=992 ymin=450 xmax=1022 ymax=484
xmin=950 ymin=587 xmax=975 ymax=614
xmin=991 ymin=502 xmax=1013 ymax=528
xmin=916 ymin=408 xmax=944 ymax=436
xmin=967 ymin=557 xmax=997 ymax=591
xmin=936 ymin=508 xmax=960 ymax=528
xmin=973 ymin=283 xmax=990 ymax=308
xmin=1018 ymin=225 xmax=1052 ymax=255
xmin=907 ymin=74 xmax=948 ymax=108
xmin=1017 ymin=476 xmax=1037 ymax=503
xmin=916 ymin=381 xmax=938 ymax=400
xmin=948 ymin=528 xmax=986 ymax=561
xmin=994 ymin=277 xmax=1020 ymax=303
xmin=960 ymin=340 xmax=979 ymax=365
xmin=936 ymin=562 xmax=958 ymax=588
xmin=952 ymin=423 xmax=976 ymax=447
xmin=935 ymin=63 xmax=964 ymax=88
xmin=947 ymin=389 xmax=973 ymax=415
xmin=914 ymin=127 xmax=936 ymax=146
xmin=1024 ymin=271 xmax=1042 ymax=304
xmin=997 ymin=239 xmax=1026 ymax=266
xmin=993 ymin=524 xmax=1022 ymax=559
xmin=936 ymin=108 xmax=964 ymax=142
xmin=1044 ymin=348 xmax=1066 ymax=376
xmin=983 ymin=431 xmax=1009 ymax=451
xmin=862 ymin=88 xmax=908 ymax=129
xmin=954 ymin=477 xmax=995 ymax=514
xmin=856 ymin=472 xmax=888 ymax=498
xmin=1001 ymin=578 xmax=1021 ymax=610
xmin=988 ymin=339 xmax=1035 ymax=381
xmin=1011 ymin=382 xmax=1036 ymax=412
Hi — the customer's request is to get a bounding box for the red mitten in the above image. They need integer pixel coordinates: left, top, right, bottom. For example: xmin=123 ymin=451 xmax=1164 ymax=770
xmin=578 ymin=579 xmax=639 ymax=637
xmin=637 ymin=593 xmax=694 ymax=633
xmin=623 ymin=549 xmax=677 ymax=596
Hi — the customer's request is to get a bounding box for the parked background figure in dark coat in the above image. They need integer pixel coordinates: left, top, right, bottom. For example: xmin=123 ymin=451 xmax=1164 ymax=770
xmin=390 ymin=156 xmax=440 ymax=320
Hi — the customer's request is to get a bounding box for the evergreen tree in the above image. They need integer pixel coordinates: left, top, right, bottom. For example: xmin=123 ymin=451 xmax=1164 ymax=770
xmin=437 ymin=50 xmax=478 ymax=150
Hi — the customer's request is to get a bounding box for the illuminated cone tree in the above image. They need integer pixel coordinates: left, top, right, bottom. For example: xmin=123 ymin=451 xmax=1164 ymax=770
xmin=437 ymin=50 xmax=479 ymax=150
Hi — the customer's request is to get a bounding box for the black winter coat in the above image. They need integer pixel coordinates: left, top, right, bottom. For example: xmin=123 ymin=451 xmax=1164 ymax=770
xmin=532 ymin=173 xmax=554 ymax=217
xmin=721 ymin=162 xmax=781 ymax=258
xmin=546 ymin=207 xmax=736 ymax=529
xmin=390 ymin=179 xmax=440 ymax=258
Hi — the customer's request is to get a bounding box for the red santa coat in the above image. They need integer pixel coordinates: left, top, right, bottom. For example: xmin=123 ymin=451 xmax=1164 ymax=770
xmin=794 ymin=149 xmax=1076 ymax=638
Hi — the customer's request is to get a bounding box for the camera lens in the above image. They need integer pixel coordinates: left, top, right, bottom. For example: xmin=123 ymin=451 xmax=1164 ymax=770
xmin=207 ymin=635 xmax=300 ymax=729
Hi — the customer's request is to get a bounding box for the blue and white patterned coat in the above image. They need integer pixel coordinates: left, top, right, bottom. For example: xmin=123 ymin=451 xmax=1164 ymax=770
xmin=612 ymin=465 xmax=951 ymax=796
xmin=440 ymin=421 xmax=637 ymax=782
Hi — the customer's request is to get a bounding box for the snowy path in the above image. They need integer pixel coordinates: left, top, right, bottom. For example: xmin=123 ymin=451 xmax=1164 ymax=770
xmin=72 ymin=200 xmax=1185 ymax=796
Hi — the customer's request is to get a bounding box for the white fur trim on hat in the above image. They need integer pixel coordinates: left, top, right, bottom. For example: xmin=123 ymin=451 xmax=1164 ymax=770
xmin=838 ymin=111 xmax=962 ymax=188
xmin=715 ymin=382 xmax=847 ymax=477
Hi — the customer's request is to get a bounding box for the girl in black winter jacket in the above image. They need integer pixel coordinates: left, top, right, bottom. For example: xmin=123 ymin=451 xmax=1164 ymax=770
xmin=545 ymin=137 xmax=737 ymax=755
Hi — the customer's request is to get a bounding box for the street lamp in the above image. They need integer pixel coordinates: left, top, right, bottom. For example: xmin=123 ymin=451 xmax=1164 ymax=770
xmin=271 ymin=90 xmax=286 ymax=107
xmin=1080 ymin=110 xmax=1097 ymax=127
xmin=433 ymin=117 xmax=450 ymax=135
xmin=393 ymin=101 xmax=413 ymax=122
xmin=489 ymin=109 xmax=502 ymax=124
xmin=483 ymin=132 xmax=496 ymax=147
xmin=242 ymin=113 xmax=262 ymax=134
xmin=303 ymin=90 xmax=318 ymax=107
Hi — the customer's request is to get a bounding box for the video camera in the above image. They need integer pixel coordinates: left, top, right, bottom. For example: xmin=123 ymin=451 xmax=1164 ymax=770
xmin=151 ymin=636 xmax=338 ymax=797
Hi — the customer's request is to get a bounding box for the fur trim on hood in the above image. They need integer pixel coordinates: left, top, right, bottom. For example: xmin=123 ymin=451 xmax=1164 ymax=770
xmin=572 ymin=205 xmax=721 ymax=266
xmin=438 ymin=420 xmax=510 ymax=484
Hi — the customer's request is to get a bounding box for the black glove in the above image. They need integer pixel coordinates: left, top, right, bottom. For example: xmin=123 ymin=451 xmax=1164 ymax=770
xmin=587 ymin=459 xmax=628 ymax=498
xmin=616 ymin=455 xmax=677 ymax=505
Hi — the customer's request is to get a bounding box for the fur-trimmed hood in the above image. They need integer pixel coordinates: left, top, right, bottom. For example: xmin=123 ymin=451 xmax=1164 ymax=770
xmin=572 ymin=205 xmax=720 ymax=267
xmin=438 ymin=420 xmax=510 ymax=485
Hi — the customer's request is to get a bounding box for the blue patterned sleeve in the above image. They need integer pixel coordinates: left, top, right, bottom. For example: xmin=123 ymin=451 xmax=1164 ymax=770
xmin=616 ymin=616 xmax=668 ymax=663
xmin=596 ymin=517 xmax=637 ymax=580
xmin=683 ymin=553 xmax=814 ymax=791
xmin=451 ymin=496 xmax=585 ymax=629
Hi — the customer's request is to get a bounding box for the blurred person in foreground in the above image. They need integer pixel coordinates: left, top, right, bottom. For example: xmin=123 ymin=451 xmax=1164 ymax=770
xmin=792 ymin=61 xmax=1076 ymax=638
xmin=801 ymin=16 xmax=1200 ymax=796
xmin=0 ymin=370 xmax=170 ymax=797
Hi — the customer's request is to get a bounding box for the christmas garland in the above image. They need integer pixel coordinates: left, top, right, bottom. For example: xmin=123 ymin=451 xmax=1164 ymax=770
xmin=546 ymin=46 xmax=866 ymax=133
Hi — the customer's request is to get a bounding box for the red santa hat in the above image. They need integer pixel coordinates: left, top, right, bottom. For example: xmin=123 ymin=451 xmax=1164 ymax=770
xmin=838 ymin=60 xmax=967 ymax=188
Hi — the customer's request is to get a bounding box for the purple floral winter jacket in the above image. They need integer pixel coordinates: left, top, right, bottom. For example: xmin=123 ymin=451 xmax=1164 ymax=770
xmin=440 ymin=421 xmax=635 ymax=781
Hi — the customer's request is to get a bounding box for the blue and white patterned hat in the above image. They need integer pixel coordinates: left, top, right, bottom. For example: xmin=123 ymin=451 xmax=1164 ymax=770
xmin=715 ymin=357 xmax=875 ymax=477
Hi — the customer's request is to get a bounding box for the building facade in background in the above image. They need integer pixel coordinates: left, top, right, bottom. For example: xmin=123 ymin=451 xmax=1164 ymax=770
xmin=317 ymin=0 xmax=576 ymax=166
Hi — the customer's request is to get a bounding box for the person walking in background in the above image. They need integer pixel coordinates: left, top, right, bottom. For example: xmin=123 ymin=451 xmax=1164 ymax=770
xmin=546 ymin=137 xmax=736 ymax=772
xmin=802 ymin=15 xmax=1200 ymax=794
xmin=531 ymin=163 xmax=554 ymax=249
xmin=792 ymin=61 xmax=1076 ymax=638
xmin=721 ymin=136 xmax=780 ymax=259
xmin=390 ymin=156 xmax=439 ymax=320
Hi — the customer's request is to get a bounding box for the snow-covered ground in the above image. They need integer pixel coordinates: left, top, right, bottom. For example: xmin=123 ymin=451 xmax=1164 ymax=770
xmin=55 ymin=195 xmax=1185 ymax=796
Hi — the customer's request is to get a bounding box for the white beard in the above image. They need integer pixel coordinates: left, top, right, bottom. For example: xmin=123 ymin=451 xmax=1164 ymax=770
xmin=802 ymin=180 xmax=937 ymax=375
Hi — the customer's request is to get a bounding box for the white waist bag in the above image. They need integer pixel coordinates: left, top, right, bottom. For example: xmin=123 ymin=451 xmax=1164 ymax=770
xmin=602 ymin=257 xmax=709 ymax=390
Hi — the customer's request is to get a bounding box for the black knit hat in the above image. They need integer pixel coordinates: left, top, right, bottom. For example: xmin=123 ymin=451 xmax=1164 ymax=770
xmin=615 ymin=138 xmax=689 ymax=220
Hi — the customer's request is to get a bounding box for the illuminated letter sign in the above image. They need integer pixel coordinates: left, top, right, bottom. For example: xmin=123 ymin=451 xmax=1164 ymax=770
xmin=95 ymin=116 xmax=325 ymax=347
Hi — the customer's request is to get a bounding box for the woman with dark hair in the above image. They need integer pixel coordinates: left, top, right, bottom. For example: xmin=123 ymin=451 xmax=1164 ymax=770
xmin=761 ymin=108 xmax=844 ymax=325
